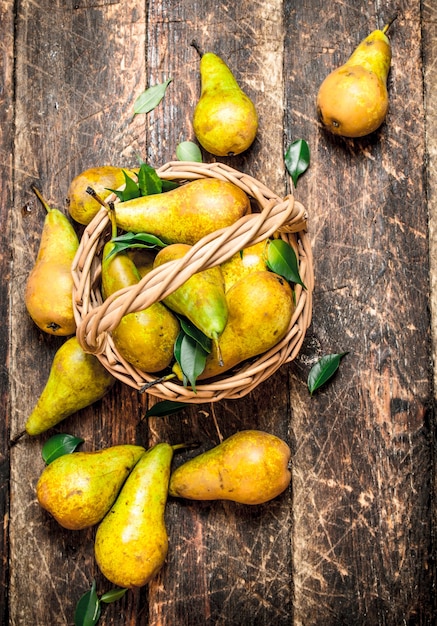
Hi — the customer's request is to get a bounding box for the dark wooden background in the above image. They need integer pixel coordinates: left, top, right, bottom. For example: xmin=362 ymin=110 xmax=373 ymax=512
xmin=1 ymin=0 xmax=436 ymax=624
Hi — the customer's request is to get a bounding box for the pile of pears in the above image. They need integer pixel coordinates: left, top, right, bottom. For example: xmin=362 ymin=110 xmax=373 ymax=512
xmin=23 ymin=162 xmax=297 ymax=436
xmin=36 ymin=430 xmax=291 ymax=588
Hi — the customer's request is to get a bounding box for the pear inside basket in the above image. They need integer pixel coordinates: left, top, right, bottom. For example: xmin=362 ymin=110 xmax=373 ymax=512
xmin=72 ymin=161 xmax=314 ymax=403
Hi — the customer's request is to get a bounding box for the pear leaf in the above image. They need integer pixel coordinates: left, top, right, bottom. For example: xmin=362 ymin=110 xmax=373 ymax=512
xmin=266 ymin=239 xmax=305 ymax=288
xmin=161 ymin=179 xmax=180 ymax=192
xmin=134 ymin=78 xmax=172 ymax=115
xmin=307 ymin=352 xmax=348 ymax=395
xmin=177 ymin=316 xmax=212 ymax=354
xmin=137 ymin=163 xmax=163 ymax=196
xmin=174 ymin=331 xmax=208 ymax=391
xmin=144 ymin=400 xmax=188 ymax=418
xmin=42 ymin=433 xmax=84 ymax=465
xmin=100 ymin=588 xmax=128 ymax=604
xmin=74 ymin=580 xmax=101 ymax=626
xmin=285 ymin=139 xmax=310 ymax=187
xmin=104 ymin=232 xmax=167 ymax=260
xmin=176 ymin=141 xmax=203 ymax=163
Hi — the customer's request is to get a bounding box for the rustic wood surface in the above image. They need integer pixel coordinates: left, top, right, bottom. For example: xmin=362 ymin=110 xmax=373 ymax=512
xmin=1 ymin=0 xmax=436 ymax=624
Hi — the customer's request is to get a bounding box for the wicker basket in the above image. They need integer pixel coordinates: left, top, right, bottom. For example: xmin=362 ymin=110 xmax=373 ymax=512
xmin=72 ymin=161 xmax=314 ymax=403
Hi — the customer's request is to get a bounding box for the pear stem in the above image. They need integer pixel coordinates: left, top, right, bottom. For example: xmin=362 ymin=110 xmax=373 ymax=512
xmin=191 ymin=39 xmax=204 ymax=58
xmin=212 ymin=333 xmax=224 ymax=368
xmin=172 ymin=441 xmax=201 ymax=452
xmin=139 ymin=373 xmax=176 ymax=393
xmin=86 ymin=186 xmax=110 ymax=210
xmin=9 ymin=429 xmax=26 ymax=447
xmin=382 ymin=14 xmax=397 ymax=35
xmin=31 ymin=185 xmax=52 ymax=213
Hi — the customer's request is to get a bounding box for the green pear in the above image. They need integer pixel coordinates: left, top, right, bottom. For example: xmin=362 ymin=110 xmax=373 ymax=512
xmin=67 ymin=165 xmax=137 ymax=225
xmin=193 ymin=50 xmax=258 ymax=156
xmin=153 ymin=243 xmax=228 ymax=355
xmin=172 ymin=270 xmax=294 ymax=381
xmin=25 ymin=187 xmax=79 ymax=336
xmin=169 ymin=430 xmax=291 ymax=505
xmin=317 ymin=20 xmax=394 ymax=137
xmin=94 ymin=442 xmax=174 ymax=588
xmin=101 ymin=227 xmax=180 ymax=373
xmin=25 ymin=336 xmax=115 ymax=436
xmin=112 ymin=178 xmax=251 ymax=245
xmin=220 ymin=240 xmax=270 ymax=292
xmin=36 ymin=444 xmax=146 ymax=530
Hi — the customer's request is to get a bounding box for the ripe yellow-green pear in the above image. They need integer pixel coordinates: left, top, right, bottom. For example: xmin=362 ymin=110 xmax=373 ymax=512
xmin=94 ymin=443 xmax=174 ymax=588
xmin=220 ymin=240 xmax=270 ymax=292
xmin=67 ymin=165 xmax=137 ymax=225
xmin=169 ymin=430 xmax=291 ymax=505
xmin=25 ymin=187 xmax=79 ymax=336
xmin=36 ymin=445 xmax=145 ymax=530
xmin=316 ymin=20 xmax=394 ymax=138
xmin=112 ymin=178 xmax=251 ymax=245
xmin=193 ymin=50 xmax=258 ymax=156
xmin=25 ymin=336 xmax=115 ymax=436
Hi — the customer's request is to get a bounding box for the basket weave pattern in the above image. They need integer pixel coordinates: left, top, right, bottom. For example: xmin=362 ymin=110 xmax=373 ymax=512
xmin=72 ymin=161 xmax=314 ymax=403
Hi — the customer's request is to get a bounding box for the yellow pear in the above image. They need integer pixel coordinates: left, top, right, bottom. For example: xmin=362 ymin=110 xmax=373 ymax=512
xmin=67 ymin=165 xmax=137 ymax=225
xmin=25 ymin=187 xmax=79 ymax=336
xmin=36 ymin=445 xmax=145 ymax=530
xmin=316 ymin=21 xmax=394 ymax=137
xmin=113 ymin=178 xmax=251 ymax=245
xmin=169 ymin=430 xmax=291 ymax=505
xmin=94 ymin=443 xmax=174 ymax=588
xmin=220 ymin=240 xmax=270 ymax=292
xmin=193 ymin=49 xmax=258 ymax=156
xmin=25 ymin=336 xmax=115 ymax=436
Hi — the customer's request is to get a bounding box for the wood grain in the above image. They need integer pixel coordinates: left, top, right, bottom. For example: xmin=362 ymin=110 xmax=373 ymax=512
xmin=2 ymin=0 xmax=436 ymax=624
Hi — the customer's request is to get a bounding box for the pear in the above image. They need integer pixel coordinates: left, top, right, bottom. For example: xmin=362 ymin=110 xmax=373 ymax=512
xmin=101 ymin=226 xmax=180 ymax=373
xmin=127 ymin=248 xmax=156 ymax=277
xmin=173 ymin=270 xmax=294 ymax=381
xmin=94 ymin=442 xmax=174 ymax=588
xmin=25 ymin=336 xmax=115 ymax=436
xmin=153 ymin=243 xmax=228 ymax=356
xmin=67 ymin=165 xmax=137 ymax=225
xmin=36 ymin=444 xmax=145 ymax=530
xmin=169 ymin=430 xmax=291 ymax=505
xmin=220 ymin=240 xmax=270 ymax=292
xmin=192 ymin=49 xmax=258 ymax=156
xmin=113 ymin=177 xmax=251 ymax=245
xmin=317 ymin=20 xmax=394 ymax=138
xmin=25 ymin=187 xmax=79 ymax=336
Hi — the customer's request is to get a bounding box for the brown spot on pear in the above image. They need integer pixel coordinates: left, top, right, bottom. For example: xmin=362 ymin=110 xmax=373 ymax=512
xmin=169 ymin=430 xmax=291 ymax=505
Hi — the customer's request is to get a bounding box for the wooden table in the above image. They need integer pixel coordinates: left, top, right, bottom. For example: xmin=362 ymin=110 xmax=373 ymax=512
xmin=1 ymin=0 xmax=436 ymax=624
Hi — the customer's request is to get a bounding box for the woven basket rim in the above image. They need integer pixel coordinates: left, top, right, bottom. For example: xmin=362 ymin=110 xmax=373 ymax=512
xmin=72 ymin=161 xmax=314 ymax=402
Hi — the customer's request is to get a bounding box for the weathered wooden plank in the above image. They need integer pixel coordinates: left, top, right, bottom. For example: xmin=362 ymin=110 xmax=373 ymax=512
xmin=284 ymin=1 xmax=434 ymax=623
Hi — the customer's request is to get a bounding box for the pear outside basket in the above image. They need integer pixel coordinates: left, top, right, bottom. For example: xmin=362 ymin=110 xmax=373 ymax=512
xmin=72 ymin=161 xmax=314 ymax=403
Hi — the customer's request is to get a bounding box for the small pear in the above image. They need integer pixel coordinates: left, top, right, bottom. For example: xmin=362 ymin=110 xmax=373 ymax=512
xmin=101 ymin=222 xmax=180 ymax=373
xmin=25 ymin=187 xmax=79 ymax=336
xmin=67 ymin=165 xmax=137 ymax=225
xmin=36 ymin=445 xmax=146 ymax=530
xmin=94 ymin=443 xmax=174 ymax=588
xmin=192 ymin=49 xmax=258 ymax=156
xmin=153 ymin=243 xmax=228 ymax=354
xmin=169 ymin=430 xmax=291 ymax=505
xmin=173 ymin=270 xmax=294 ymax=381
xmin=25 ymin=336 xmax=115 ymax=436
xmin=220 ymin=240 xmax=270 ymax=292
xmin=317 ymin=21 xmax=394 ymax=138
xmin=112 ymin=178 xmax=251 ymax=245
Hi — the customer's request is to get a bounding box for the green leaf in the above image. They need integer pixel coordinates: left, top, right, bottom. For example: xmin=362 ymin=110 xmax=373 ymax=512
xmin=137 ymin=163 xmax=163 ymax=196
xmin=176 ymin=141 xmax=203 ymax=162
xmin=178 ymin=316 xmax=212 ymax=354
xmin=285 ymin=139 xmax=310 ymax=187
xmin=307 ymin=352 xmax=348 ymax=395
xmin=266 ymin=239 xmax=305 ymax=288
xmin=161 ymin=179 xmax=180 ymax=192
xmin=42 ymin=433 xmax=84 ymax=465
xmin=174 ymin=331 xmax=208 ymax=391
xmin=74 ymin=580 xmax=101 ymax=626
xmin=106 ymin=170 xmax=141 ymax=202
xmin=104 ymin=232 xmax=167 ymax=260
xmin=134 ymin=78 xmax=172 ymax=115
xmin=144 ymin=400 xmax=188 ymax=418
xmin=100 ymin=588 xmax=128 ymax=604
